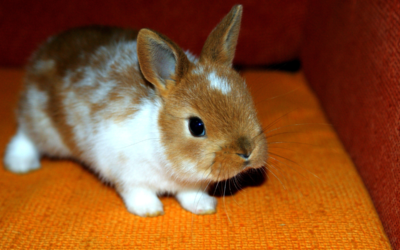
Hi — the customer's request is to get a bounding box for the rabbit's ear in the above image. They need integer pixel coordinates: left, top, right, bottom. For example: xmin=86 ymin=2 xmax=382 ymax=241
xmin=200 ymin=5 xmax=242 ymax=67
xmin=137 ymin=29 xmax=190 ymax=96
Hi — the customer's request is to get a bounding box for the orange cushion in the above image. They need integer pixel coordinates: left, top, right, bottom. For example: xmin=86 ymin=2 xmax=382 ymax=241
xmin=0 ymin=69 xmax=391 ymax=249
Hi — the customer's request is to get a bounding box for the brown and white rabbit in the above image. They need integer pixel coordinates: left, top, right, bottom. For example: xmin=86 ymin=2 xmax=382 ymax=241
xmin=4 ymin=5 xmax=267 ymax=217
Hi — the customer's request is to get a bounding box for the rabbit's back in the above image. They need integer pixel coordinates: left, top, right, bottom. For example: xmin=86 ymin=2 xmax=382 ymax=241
xmin=29 ymin=26 xmax=138 ymax=76
xmin=20 ymin=26 xmax=153 ymax=160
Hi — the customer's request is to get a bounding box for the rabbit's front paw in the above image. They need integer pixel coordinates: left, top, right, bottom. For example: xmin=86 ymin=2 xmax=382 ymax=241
xmin=121 ymin=188 xmax=164 ymax=217
xmin=176 ymin=190 xmax=217 ymax=215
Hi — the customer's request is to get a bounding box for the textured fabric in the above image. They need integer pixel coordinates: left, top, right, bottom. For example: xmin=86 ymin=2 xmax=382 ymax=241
xmin=0 ymin=0 xmax=307 ymax=67
xmin=301 ymin=1 xmax=400 ymax=249
xmin=0 ymin=69 xmax=391 ymax=249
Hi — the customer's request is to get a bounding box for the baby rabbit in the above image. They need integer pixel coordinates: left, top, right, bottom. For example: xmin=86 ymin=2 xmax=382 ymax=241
xmin=4 ymin=5 xmax=267 ymax=217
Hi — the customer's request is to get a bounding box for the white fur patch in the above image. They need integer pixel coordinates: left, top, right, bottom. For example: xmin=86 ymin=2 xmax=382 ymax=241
xmin=207 ymin=71 xmax=231 ymax=94
xmin=185 ymin=50 xmax=199 ymax=63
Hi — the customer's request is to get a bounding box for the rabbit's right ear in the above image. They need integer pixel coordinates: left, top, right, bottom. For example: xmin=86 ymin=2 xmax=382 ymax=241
xmin=137 ymin=29 xmax=190 ymax=97
xmin=200 ymin=5 xmax=242 ymax=67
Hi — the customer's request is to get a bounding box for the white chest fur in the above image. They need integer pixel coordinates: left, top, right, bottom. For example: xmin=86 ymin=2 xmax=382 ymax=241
xmin=78 ymin=99 xmax=179 ymax=192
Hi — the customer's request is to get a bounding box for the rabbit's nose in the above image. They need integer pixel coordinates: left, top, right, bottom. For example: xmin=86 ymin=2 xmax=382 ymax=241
xmin=236 ymin=136 xmax=253 ymax=160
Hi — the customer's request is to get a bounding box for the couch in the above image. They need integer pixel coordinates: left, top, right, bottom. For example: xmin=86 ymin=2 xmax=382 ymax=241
xmin=0 ymin=0 xmax=398 ymax=249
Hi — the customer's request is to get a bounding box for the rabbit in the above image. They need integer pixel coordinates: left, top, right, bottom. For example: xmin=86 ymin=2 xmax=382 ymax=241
xmin=3 ymin=5 xmax=268 ymax=217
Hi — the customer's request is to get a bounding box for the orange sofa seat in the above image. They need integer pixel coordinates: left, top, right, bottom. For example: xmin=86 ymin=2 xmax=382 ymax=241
xmin=0 ymin=69 xmax=391 ymax=249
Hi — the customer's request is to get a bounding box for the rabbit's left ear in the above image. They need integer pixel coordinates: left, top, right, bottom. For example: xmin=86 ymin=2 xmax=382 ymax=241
xmin=137 ymin=29 xmax=190 ymax=97
xmin=200 ymin=5 xmax=243 ymax=67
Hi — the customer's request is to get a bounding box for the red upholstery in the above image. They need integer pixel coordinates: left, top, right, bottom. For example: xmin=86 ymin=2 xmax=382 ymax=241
xmin=301 ymin=1 xmax=400 ymax=248
xmin=0 ymin=0 xmax=308 ymax=67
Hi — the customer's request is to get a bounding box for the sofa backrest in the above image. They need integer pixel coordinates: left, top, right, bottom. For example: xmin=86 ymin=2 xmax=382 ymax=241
xmin=0 ymin=0 xmax=308 ymax=67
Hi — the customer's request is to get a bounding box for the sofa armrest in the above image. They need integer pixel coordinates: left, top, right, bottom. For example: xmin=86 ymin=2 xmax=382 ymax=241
xmin=301 ymin=1 xmax=400 ymax=248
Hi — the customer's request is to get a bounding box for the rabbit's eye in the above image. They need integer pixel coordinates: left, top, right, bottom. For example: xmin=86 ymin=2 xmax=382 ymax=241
xmin=189 ymin=117 xmax=205 ymax=137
